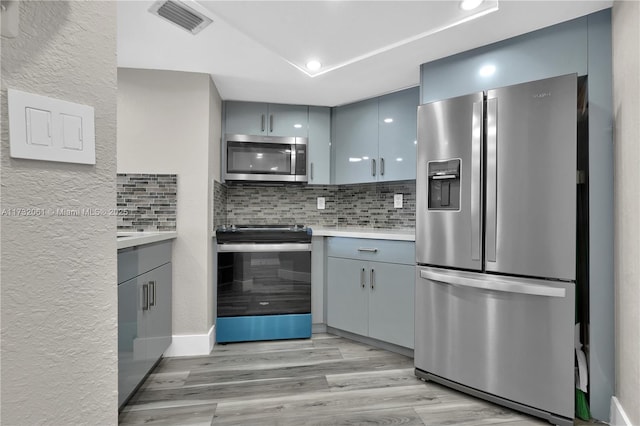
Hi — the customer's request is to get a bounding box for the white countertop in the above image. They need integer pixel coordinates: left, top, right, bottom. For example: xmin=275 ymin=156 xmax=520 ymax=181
xmin=117 ymin=232 xmax=177 ymax=250
xmin=309 ymin=227 xmax=415 ymax=241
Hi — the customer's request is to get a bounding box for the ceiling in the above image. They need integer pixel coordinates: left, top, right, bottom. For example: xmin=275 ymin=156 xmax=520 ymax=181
xmin=117 ymin=0 xmax=612 ymax=107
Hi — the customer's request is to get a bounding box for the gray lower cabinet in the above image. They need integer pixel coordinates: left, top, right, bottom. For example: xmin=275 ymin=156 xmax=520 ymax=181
xmin=326 ymin=238 xmax=415 ymax=349
xmin=118 ymin=242 xmax=172 ymax=408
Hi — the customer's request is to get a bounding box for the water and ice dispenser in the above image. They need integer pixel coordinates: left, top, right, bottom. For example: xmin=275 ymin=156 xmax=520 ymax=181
xmin=427 ymin=159 xmax=461 ymax=210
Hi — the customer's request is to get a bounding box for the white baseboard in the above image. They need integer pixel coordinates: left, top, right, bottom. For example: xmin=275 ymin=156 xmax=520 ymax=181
xmin=164 ymin=324 xmax=215 ymax=357
xmin=610 ymin=396 xmax=633 ymax=426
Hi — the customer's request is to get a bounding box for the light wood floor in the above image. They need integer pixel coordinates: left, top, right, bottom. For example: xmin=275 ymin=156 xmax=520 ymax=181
xmin=119 ymin=334 xmax=556 ymax=425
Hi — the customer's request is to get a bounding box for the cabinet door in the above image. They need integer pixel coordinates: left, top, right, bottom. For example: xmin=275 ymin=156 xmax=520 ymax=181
xmin=378 ymin=87 xmax=419 ymax=181
xmin=327 ymin=257 xmax=368 ymax=336
xmin=368 ymin=262 xmax=415 ymax=349
xmin=308 ymin=106 xmax=331 ymax=184
xmin=225 ymin=101 xmax=269 ymax=136
xmin=118 ymin=277 xmax=146 ymax=407
xmin=333 ymin=98 xmax=379 ymax=184
xmin=267 ymin=104 xmax=309 ymax=137
xmin=145 ymin=263 xmax=172 ymax=362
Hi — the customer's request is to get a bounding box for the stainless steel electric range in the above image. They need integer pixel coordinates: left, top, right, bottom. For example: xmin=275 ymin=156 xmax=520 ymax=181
xmin=215 ymin=224 xmax=312 ymax=343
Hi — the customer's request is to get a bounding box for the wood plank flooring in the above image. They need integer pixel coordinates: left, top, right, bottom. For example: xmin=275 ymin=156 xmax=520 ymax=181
xmin=119 ymin=334 xmax=552 ymax=425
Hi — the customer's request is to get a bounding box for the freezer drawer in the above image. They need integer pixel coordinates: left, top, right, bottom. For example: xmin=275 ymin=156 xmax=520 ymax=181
xmin=415 ymin=267 xmax=575 ymax=420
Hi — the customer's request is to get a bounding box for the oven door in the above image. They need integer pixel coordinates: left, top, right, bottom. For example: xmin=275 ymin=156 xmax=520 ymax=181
xmin=224 ymin=135 xmax=307 ymax=182
xmin=217 ymin=243 xmax=312 ymax=317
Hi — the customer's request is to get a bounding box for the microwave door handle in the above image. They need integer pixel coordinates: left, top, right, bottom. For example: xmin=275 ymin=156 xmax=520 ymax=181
xmin=291 ymin=144 xmax=296 ymax=175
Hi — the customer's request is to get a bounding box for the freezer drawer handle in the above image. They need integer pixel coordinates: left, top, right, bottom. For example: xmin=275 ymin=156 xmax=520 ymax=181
xmin=357 ymin=247 xmax=378 ymax=253
xmin=419 ymin=269 xmax=566 ymax=298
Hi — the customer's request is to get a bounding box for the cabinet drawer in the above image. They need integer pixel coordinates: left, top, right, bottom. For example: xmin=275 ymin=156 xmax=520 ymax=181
xmin=118 ymin=240 xmax=172 ymax=284
xmin=327 ymin=237 xmax=415 ymax=265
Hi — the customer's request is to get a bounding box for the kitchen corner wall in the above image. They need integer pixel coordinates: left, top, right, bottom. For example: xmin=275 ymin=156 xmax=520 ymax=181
xmin=117 ymin=69 xmax=221 ymax=344
xmin=214 ymin=180 xmax=416 ymax=229
xmin=612 ymin=1 xmax=640 ymax=425
xmin=1 ymin=2 xmax=117 ymax=424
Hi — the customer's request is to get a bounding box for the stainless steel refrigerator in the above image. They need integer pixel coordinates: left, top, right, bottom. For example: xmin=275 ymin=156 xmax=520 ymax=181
xmin=415 ymin=74 xmax=577 ymax=425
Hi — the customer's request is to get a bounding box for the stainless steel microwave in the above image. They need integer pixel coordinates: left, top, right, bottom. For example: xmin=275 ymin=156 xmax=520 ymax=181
xmin=223 ymin=134 xmax=307 ymax=183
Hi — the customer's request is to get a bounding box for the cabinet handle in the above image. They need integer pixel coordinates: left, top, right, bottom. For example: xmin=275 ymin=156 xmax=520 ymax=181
xmin=310 ymin=162 xmax=314 ymax=181
xmin=370 ymin=268 xmax=375 ymax=289
xmin=380 ymin=158 xmax=385 ymax=176
xmin=149 ymin=281 xmax=156 ymax=307
xmin=357 ymin=247 xmax=378 ymax=253
xmin=360 ymin=268 xmax=366 ymax=288
xmin=270 ymin=114 xmax=274 ymax=133
xmin=372 ymin=159 xmax=376 ymax=177
xmin=142 ymin=283 xmax=149 ymax=311
xmin=261 ymin=114 xmax=265 ymax=132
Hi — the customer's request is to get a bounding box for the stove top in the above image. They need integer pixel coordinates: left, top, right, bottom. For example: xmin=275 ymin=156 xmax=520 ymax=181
xmin=216 ymin=224 xmax=312 ymax=244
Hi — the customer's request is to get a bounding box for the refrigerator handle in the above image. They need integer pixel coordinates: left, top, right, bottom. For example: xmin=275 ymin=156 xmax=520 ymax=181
xmin=486 ymin=97 xmax=498 ymax=263
xmin=471 ymin=101 xmax=483 ymax=262
xmin=419 ymin=269 xmax=566 ymax=298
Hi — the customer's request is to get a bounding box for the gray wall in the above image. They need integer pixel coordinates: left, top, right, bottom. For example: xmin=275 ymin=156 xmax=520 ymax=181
xmin=612 ymin=1 xmax=640 ymax=424
xmin=1 ymin=1 xmax=117 ymax=424
xmin=117 ymin=68 xmax=222 ymax=339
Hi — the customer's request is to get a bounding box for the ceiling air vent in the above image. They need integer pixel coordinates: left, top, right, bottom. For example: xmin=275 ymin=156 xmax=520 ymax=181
xmin=149 ymin=0 xmax=213 ymax=35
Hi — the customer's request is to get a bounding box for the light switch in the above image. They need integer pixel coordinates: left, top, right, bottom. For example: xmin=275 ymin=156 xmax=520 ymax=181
xmin=8 ymin=88 xmax=95 ymax=164
xmin=25 ymin=107 xmax=52 ymax=146
xmin=394 ymin=194 xmax=403 ymax=208
xmin=62 ymin=113 xmax=83 ymax=150
xmin=317 ymin=197 xmax=326 ymax=210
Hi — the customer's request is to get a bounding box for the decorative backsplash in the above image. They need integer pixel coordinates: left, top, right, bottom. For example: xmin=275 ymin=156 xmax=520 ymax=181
xmin=117 ymin=174 xmax=177 ymax=231
xmin=213 ymin=181 xmax=228 ymax=229
xmin=215 ymin=180 xmax=415 ymax=229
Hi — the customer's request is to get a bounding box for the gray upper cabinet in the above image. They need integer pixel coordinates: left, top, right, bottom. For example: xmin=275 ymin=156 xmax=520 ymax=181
xmin=225 ymin=101 xmax=308 ymax=137
xmin=307 ymin=106 xmax=331 ymax=185
xmin=333 ymin=87 xmax=418 ymax=184
xmin=378 ymin=88 xmax=418 ymax=182
xmin=333 ymin=98 xmax=379 ymax=184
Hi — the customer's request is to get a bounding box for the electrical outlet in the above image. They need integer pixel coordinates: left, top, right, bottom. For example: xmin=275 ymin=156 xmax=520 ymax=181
xmin=394 ymin=194 xmax=403 ymax=208
xmin=317 ymin=197 xmax=325 ymax=210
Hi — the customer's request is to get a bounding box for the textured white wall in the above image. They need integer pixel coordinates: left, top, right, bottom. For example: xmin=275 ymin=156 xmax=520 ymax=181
xmin=0 ymin=1 xmax=117 ymax=424
xmin=117 ymin=68 xmax=221 ymax=336
xmin=612 ymin=1 xmax=640 ymax=425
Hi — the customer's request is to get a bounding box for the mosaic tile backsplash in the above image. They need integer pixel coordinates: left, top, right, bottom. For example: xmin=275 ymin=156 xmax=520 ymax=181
xmin=215 ymin=180 xmax=415 ymax=229
xmin=117 ymin=174 xmax=177 ymax=231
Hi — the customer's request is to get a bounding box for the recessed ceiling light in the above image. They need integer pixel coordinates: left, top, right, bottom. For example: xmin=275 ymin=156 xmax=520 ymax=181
xmin=293 ymin=124 xmax=302 ymax=129
xmin=479 ymin=64 xmax=496 ymax=77
xmin=306 ymin=60 xmax=322 ymax=71
xmin=383 ymin=118 xmax=394 ymax=123
xmin=460 ymin=0 xmax=484 ymax=11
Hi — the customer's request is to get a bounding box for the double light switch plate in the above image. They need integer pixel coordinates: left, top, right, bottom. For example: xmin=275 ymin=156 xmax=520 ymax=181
xmin=8 ymin=89 xmax=96 ymax=165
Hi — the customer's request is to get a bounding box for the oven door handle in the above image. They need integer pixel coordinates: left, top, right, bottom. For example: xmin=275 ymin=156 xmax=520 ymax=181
xmin=217 ymin=243 xmax=312 ymax=253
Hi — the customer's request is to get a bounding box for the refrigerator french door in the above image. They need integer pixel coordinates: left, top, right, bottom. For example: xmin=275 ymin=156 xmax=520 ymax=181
xmin=415 ymin=74 xmax=577 ymax=425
